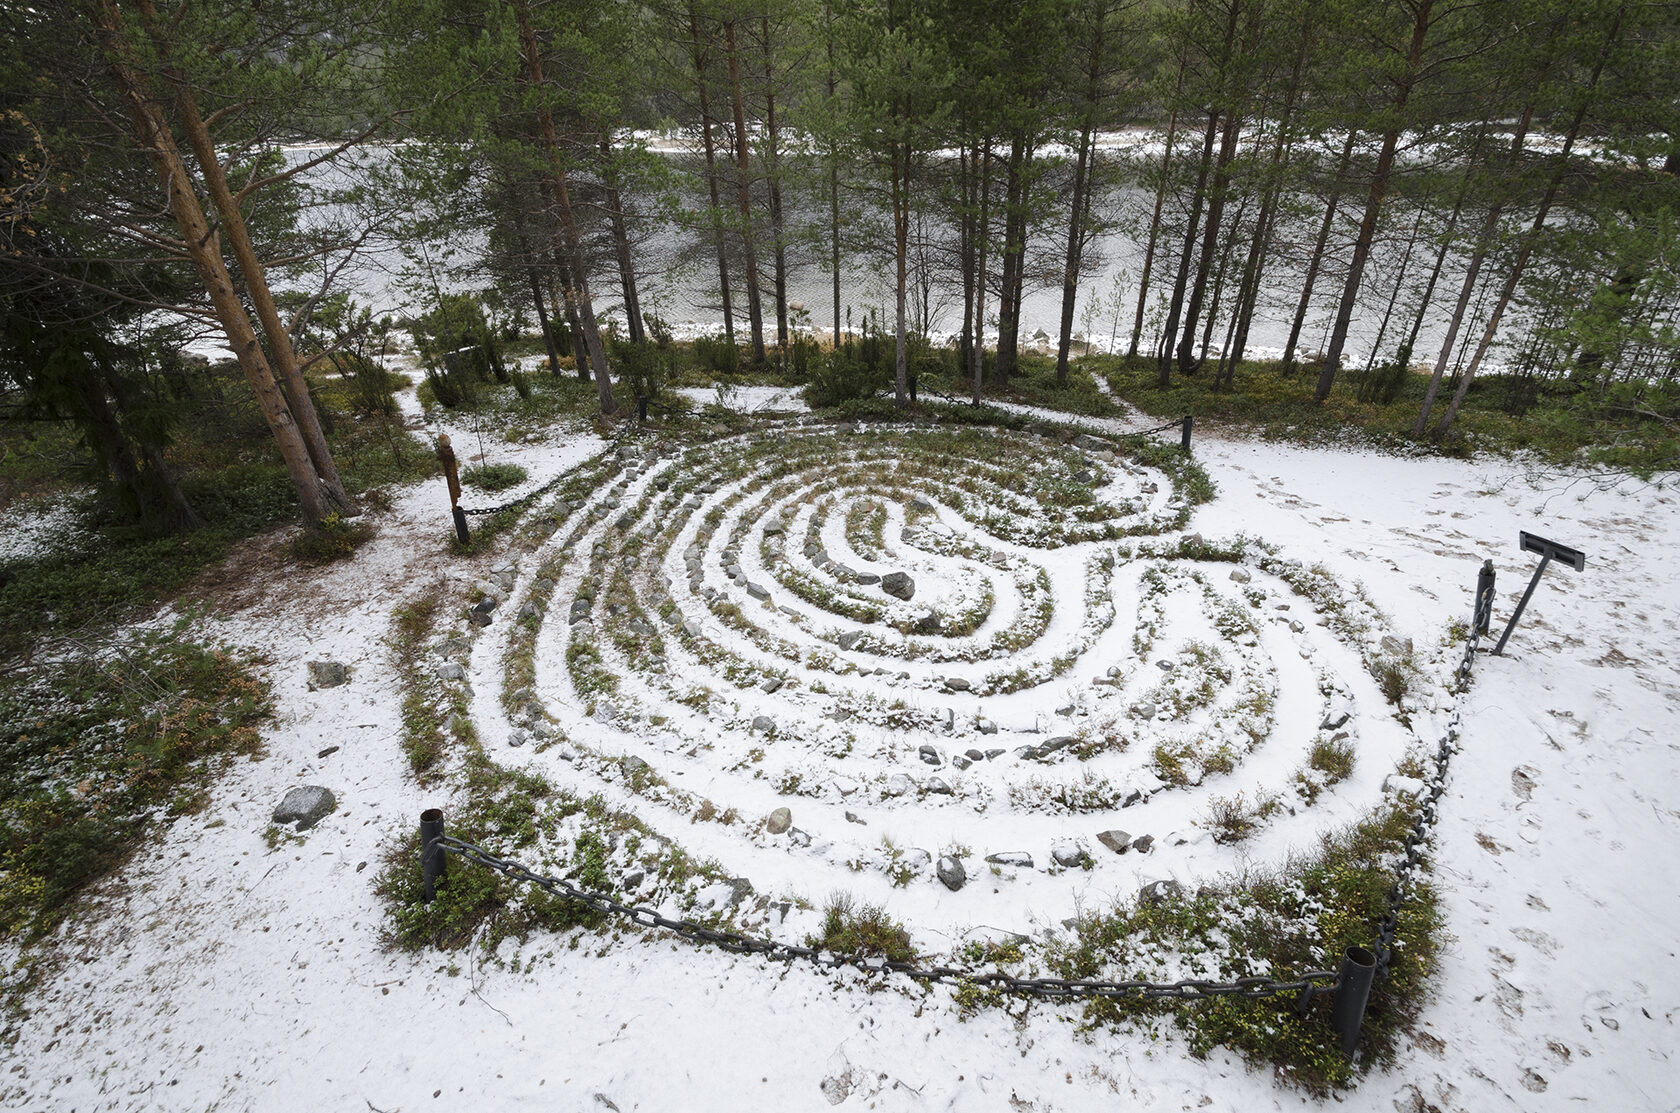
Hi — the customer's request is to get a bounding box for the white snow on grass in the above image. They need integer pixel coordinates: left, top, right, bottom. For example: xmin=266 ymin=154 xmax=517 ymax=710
xmin=2 ymin=394 xmax=1676 ymax=1113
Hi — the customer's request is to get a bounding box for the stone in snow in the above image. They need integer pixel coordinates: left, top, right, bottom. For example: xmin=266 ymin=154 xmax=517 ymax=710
xmin=1139 ymin=878 xmax=1181 ymax=904
xmin=1229 ymin=567 xmax=1252 ymax=584
xmin=1130 ymin=834 xmax=1155 ymax=854
xmin=435 ymin=661 xmax=465 ymax=681
xmin=951 ymin=755 xmax=972 ymax=770
xmin=766 ymin=807 xmax=792 ymax=834
xmin=1380 ymin=634 xmax=1414 ymax=657
xmin=918 ymin=745 xmax=942 ymax=766
xmin=761 ymin=677 xmax=784 ymax=694
xmin=1383 ymin=774 xmax=1426 ymax=797
xmin=985 ymin=851 xmax=1033 ymax=868
xmin=855 ymin=572 xmax=881 ymax=586
xmin=788 ymin=827 xmax=812 ymax=848
xmin=1130 ymin=701 xmax=1157 ymax=720
xmin=1321 ymin=705 xmax=1352 ymax=730
xmin=746 ymin=582 xmax=771 ymax=601
xmin=682 ymin=619 xmax=702 ymax=638
xmin=836 ymin=630 xmax=863 ymax=651
xmin=751 ymin=715 xmax=774 ymax=734
xmin=880 ymin=571 xmax=914 ymax=600
xmin=1051 ymin=841 xmax=1087 ymax=868
xmin=924 ymin=777 xmax=953 ymax=795
xmin=763 ymin=516 xmax=785 ymax=535
xmin=884 ymin=774 xmax=915 ymax=797
xmin=307 ymin=661 xmax=349 ymax=690
xmin=1040 ymin=736 xmax=1075 ymax=754
xmin=272 ymin=786 xmax=335 ymax=830
xmin=1014 ymin=744 xmax=1041 ymax=760
xmin=1097 ymin=830 xmax=1132 ymax=854
xmin=944 ymin=677 xmax=971 ymax=692
xmin=976 ymin=719 xmax=999 ymax=735
xmin=911 ymin=494 xmax=935 ymax=511
xmin=937 ymin=855 xmax=966 ymax=891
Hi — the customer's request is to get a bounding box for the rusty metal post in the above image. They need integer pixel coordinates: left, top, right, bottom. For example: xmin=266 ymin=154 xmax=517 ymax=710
xmin=436 ymin=435 xmax=468 ymax=543
xmin=1180 ymin=414 xmax=1193 ymax=454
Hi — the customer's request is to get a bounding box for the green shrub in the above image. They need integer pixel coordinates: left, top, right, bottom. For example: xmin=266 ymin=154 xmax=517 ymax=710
xmin=806 ymin=892 xmax=917 ymax=963
xmin=289 ymin=512 xmax=372 ymax=564
xmin=461 ymin=463 xmax=528 ymax=492
xmin=804 ymin=350 xmax=888 ymax=408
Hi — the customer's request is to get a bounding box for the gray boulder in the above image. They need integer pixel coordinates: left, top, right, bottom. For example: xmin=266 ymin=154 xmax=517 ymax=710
xmin=272 ymin=786 xmax=336 ymax=830
xmin=937 ymin=855 xmax=966 ymax=891
xmin=1096 ymin=830 xmax=1132 ymax=854
xmin=307 ymin=661 xmax=349 ymax=690
xmin=881 ymin=571 xmax=915 ymax=600
xmin=766 ymin=807 xmax=792 ymax=835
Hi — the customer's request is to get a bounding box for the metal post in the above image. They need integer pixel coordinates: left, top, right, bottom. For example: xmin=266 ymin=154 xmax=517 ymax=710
xmin=909 ymin=372 xmax=918 ymax=403
xmin=1330 ymin=946 xmax=1376 ymax=1056
xmin=1473 ymin=559 xmax=1496 ymax=635
xmin=420 ymin=808 xmax=446 ymax=903
xmin=1492 ymin=553 xmax=1551 ymax=656
xmin=1180 ymin=414 xmax=1193 ymax=454
xmin=452 ymin=506 xmax=471 ymax=546
xmin=637 ymin=394 xmax=648 ymax=423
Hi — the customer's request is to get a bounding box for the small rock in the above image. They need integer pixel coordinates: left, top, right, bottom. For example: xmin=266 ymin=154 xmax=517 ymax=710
xmin=436 ymin=661 xmax=466 ymax=681
xmin=951 ymin=755 xmax=972 ymax=770
xmin=937 ymin=855 xmax=966 ymax=891
xmin=763 ymin=516 xmax=786 ymax=535
xmin=751 ymin=715 xmax=774 ymax=734
xmin=1289 ymin=619 xmax=1306 ymax=634
xmin=1229 ymin=567 xmax=1252 ymax=584
xmin=924 ymin=777 xmax=952 ymax=795
xmin=1013 ymin=745 xmax=1040 ymax=760
xmin=272 ymin=786 xmax=336 ymax=830
xmin=766 ymin=807 xmax=792 ymax=834
xmin=1380 ymin=634 xmax=1414 ymax=657
xmin=918 ymin=745 xmax=942 ymax=766
xmin=762 ymin=677 xmax=785 ymax=694
xmin=1139 ymin=879 xmax=1182 ymax=905
xmin=855 ymin=572 xmax=881 ymax=586
xmin=881 ymin=571 xmax=915 ymax=601
xmin=985 ymin=851 xmax=1033 ymax=868
xmin=976 ymin=718 xmax=999 ymax=735
xmin=1155 ymin=659 xmax=1173 ymax=672
xmin=682 ymin=619 xmax=702 ymax=638
xmin=316 ymin=745 xmax=339 ymax=759
xmin=835 ymin=630 xmax=864 ymax=651
xmin=306 ymin=661 xmax=349 ymax=690
xmin=746 ymin=582 xmax=771 ymax=601
xmin=1097 ymin=830 xmax=1132 ymax=854
xmin=788 ymin=827 xmax=812 ymax=848
xmin=1130 ymin=702 xmax=1157 ymax=721
xmin=1321 ymin=707 xmax=1351 ymax=730
xmin=845 ymin=811 xmax=866 ymax=825
xmin=1130 ymin=834 xmax=1155 ymax=854
xmin=944 ymin=677 xmax=972 ymax=692
xmin=508 ymin=729 xmax=527 ymax=748
xmin=1055 ymin=703 xmax=1076 ymax=717
xmin=884 ymin=774 xmax=915 ymax=797
xmin=1051 ymin=841 xmax=1088 ymax=868
xmin=985 ymin=748 xmax=1004 ymax=759
xmin=911 ymin=495 xmax=935 ymax=511
xmin=1040 ymin=736 xmax=1075 ymax=754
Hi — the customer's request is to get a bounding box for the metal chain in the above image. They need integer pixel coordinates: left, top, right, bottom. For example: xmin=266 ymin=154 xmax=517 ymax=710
xmin=431 ymin=835 xmax=1336 ymax=1004
xmin=1372 ymin=632 xmax=1478 ymax=977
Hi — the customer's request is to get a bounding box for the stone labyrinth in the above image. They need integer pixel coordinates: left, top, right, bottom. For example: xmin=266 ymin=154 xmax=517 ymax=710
xmin=471 ymin=421 xmax=1423 ymax=931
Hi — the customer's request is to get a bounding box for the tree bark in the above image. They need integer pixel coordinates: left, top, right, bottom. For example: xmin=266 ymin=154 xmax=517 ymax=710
xmin=1281 ymin=129 xmax=1357 ymax=374
xmin=688 ymin=5 xmax=735 ymax=343
xmin=598 ymin=133 xmax=644 ymax=345
xmin=723 ymin=19 xmax=766 ymax=365
xmin=93 ymin=0 xmax=334 ymax=524
xmin=136 ymin=0 xmax=356 ymax=518
xmin=1055 ymin=11 xmax=1106 ymax=385
xmin=1316 ymin=0 xmax=1435 ymax=402
xmin=516 ymin=2 xmax=614 ymax=414
xmin=762 ymin=16 xmax=789 ymax=351
xmin=1156 ymin=110 xmax=1220 ymax=388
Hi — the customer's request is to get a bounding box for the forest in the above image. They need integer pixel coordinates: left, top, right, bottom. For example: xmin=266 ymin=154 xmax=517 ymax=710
xmin=2 ymin=0 xmax=1678 ymax=543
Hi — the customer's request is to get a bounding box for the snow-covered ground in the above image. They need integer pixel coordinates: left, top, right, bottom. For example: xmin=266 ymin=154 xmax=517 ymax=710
xmin=3 ymin=387 xmax=1676 ymax=1112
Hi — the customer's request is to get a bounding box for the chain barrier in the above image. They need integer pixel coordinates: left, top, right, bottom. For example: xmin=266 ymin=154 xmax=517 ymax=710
xmin=1372 ymin=631 xmax=1477 ymax=979
xmin=432 ymin=834 xmax=1338 ymax=1006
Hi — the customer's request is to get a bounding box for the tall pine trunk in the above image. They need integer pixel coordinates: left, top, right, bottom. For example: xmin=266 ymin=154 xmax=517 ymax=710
xmin=688 ymin=6 xmax=735 ymax=343
xmin=1315 ymin=0 xmax=1435 ymax=402
xmin=598 ymin=133 xmax=644 ymax=345
xmin=1157 ymin=110 xmax=1220 ymax=388
xmin=1281 ymin=129 xmax=1357 ymax=373
xmin=723 ymin=19 xmax=766 ymax=365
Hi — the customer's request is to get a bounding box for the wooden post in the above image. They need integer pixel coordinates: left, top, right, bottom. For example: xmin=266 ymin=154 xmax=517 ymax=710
xmin=436 ymin=434 xmax=469 ymax=544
